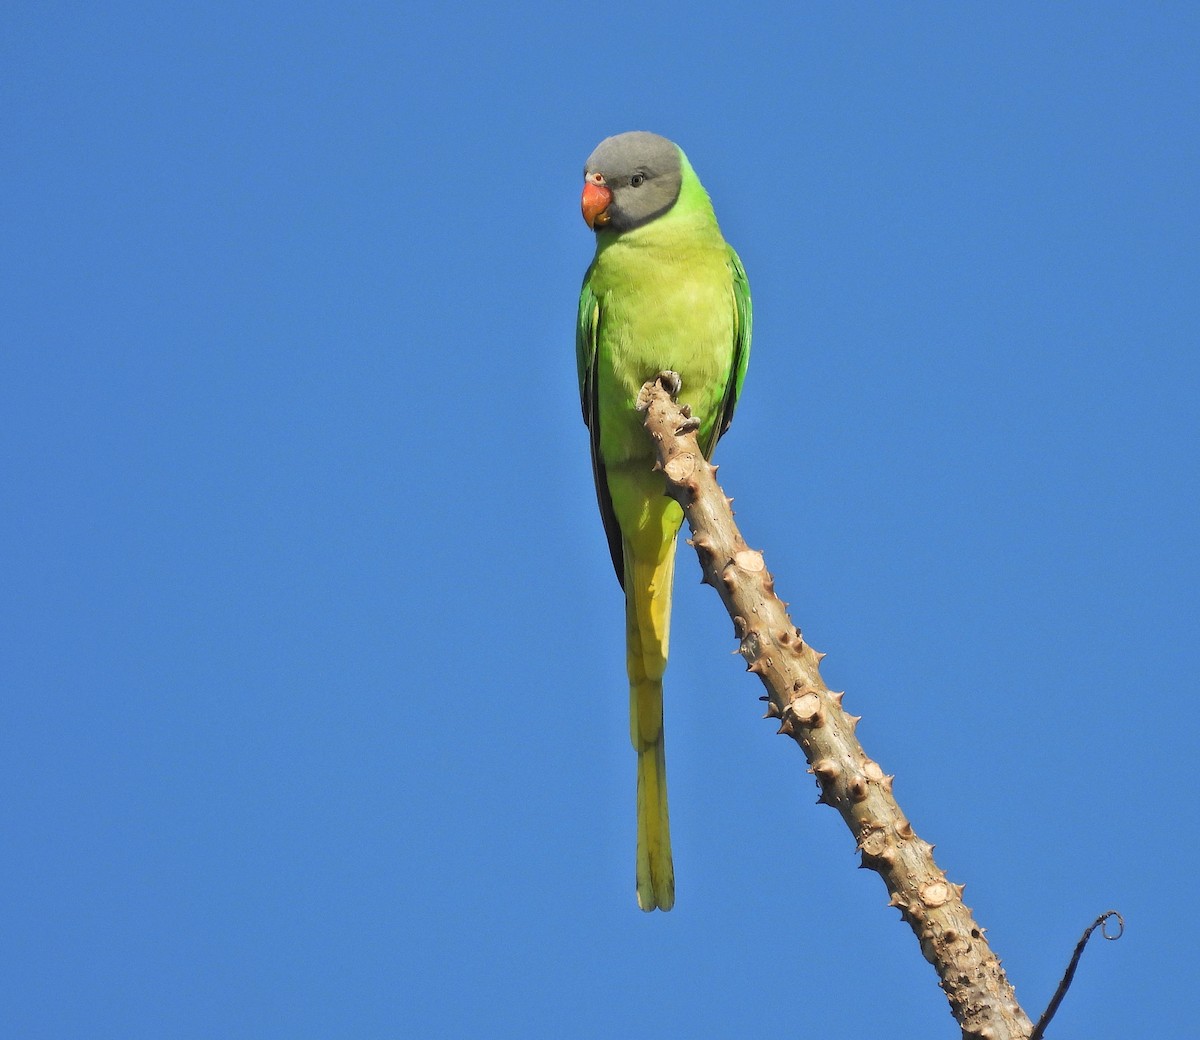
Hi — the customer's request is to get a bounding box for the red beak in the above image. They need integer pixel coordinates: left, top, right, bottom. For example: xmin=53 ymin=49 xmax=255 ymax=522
xmin=581 ymin=181 xmax=613 ymax=229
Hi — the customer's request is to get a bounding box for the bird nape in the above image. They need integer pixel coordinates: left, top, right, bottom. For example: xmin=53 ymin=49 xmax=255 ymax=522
xmin=575 ymin=131 xmax=752 ymax=911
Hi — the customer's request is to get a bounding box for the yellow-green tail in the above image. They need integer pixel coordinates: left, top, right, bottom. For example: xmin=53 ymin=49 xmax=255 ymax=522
xmin=624 ymin=534 xmax=677 ymax=912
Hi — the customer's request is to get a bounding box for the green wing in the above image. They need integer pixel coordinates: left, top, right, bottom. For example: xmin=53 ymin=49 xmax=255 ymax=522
xmin=576 ymin=271 xmax=599 ymax=422
xmin=577 ymin=273 xmax=625 ymax=585
xmin=702 ymin=245 xmax=753 ymax=457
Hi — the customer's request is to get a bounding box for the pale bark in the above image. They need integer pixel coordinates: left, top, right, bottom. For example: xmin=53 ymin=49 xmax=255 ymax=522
xmin=638 ymin=374 xmax=1034 ymax=1040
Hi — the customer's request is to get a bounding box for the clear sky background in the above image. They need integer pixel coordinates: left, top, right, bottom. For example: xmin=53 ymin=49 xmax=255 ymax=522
xmin=3 ymin=3 xmax=1197 ymax=1037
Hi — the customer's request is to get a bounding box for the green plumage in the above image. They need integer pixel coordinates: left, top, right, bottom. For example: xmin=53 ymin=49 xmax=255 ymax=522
xmin=577 ymin=138 xmax=751 ymax=911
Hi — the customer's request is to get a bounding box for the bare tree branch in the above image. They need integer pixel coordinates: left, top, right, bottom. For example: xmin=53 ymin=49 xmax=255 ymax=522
xmin=638 ymin=373 xmax=1034 ymax=1040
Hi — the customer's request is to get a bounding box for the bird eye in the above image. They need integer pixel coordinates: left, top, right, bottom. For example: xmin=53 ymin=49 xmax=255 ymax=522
xmin=631 ymin=173 xmax=646 ymax=187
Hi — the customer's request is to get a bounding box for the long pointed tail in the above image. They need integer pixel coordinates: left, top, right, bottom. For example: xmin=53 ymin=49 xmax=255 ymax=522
xmin=625 ymin=535 xmax=677 ymax=912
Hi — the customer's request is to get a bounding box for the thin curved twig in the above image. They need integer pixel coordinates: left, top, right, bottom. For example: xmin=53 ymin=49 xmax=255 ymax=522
xmin=1029 ymin=911 xmax=1125 ymax=1040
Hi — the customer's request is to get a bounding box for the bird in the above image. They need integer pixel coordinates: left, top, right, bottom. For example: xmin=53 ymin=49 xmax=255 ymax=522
xmin=575 ymin=131 xmax=752 ymax=911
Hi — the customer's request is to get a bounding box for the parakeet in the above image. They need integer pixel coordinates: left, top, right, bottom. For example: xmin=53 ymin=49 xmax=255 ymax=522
xmin=576 ymin=131 xmax=751 ymax=911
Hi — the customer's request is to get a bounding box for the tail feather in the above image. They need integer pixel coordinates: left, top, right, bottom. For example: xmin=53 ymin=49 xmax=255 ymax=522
xmin=634 ymin=703 xmax=672 ymax=911
xmin=624 ymin=536 xmax=677 ymax=912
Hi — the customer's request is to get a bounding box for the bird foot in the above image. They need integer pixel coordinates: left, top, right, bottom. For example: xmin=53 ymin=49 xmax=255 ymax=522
xmin=637 ymin=371 xmax=680 ymax=411
xmin=633 ymin=367 xmax=691 ymax=412
xmin=637 ymin=371 xmax=690 ymax=419
xmin=675 ymin=405 xmax=701 ymax=435
xmin=657 ymin=371 xmax=683 ymax=397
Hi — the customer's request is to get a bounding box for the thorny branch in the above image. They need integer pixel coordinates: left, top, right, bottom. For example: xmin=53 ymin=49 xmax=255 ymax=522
xmin=637 ymin=373 xmax=1034 ymax=1040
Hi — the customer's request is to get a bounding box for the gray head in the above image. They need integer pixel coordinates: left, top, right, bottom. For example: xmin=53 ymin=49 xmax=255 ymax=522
xmin=581 ymin=131 xmax=683 ymax=233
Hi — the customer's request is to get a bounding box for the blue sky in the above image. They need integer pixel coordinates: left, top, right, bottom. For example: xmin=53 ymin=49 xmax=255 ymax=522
xmin=3 ymin=3 xmax=1197 ymax=1037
